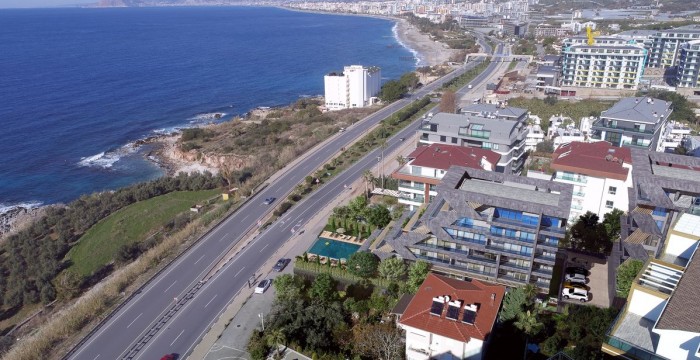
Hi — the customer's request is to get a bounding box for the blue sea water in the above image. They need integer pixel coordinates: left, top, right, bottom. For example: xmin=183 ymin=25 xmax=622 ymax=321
xmin=0 ymin=6 xmax=415 ymax=209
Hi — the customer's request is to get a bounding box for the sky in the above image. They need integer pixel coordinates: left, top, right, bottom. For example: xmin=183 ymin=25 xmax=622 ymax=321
xmin=0 ymin=0 xmax=94 ymax=8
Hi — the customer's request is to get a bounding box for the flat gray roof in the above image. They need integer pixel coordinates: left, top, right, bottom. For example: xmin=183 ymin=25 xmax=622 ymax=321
xmin=460 ymin=179 xmax=561 ymax=207
xmin=428 ymin=112 xmax=524 ymax=143
xmin=601 ymin=97 xmax=672 ymax=124
xmin=460 ymin=103 xmax=527 ymax=119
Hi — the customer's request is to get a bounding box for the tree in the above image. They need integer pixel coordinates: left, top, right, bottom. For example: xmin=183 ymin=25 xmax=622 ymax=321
xmin=675 ymin=144 xmax=689 ymax=155
xmin=366 ymin=205 xmax=392 ymax=228
xmin=379 ymin=80 xmax=407 ymax=102
xmin=353 ymin=323 xmax=404 ymax=360
xmin=399 ymin=72 xmax=420 ymax=91
xmin=535 ymin=139 xmax=554 ymax=153
xmin=378 ymin=257 xmax=408 ymax=282
xmin=309 ymin=273 xmax=337 ymax=302
xmin=362 ymin=170 xmax=375 ymax=198
xmin=616 ymin=259 xmax=644 ymax=297
xmin=544 ymin=95 xmax=558 ymax=106
xmin=348 ymin=196 xmax=368 ymax=219
xmin=515 ymin=310 xmax=544 ymax=359
xmin=347 ymin=251 xmax=380 ymax=279
xmin=266 ymin=328 xmax=287 ymax=357
xmin=273 ymin=274 xmax=304 ymax=303
xmin=396 ymin=155 xmax=407 ymax=168
xmin=406 ymin=260 xmax=430 ymax=293
xmin=440 ymin=90 xmax=457 ymax=113
xmin=567 ymin=211 xmax=612 ymax=255
xmin=499 ymin=286 xmax=528 ymax=322
xmin=247 ymin=330 xmax=271 ymax=360
xmin=602 ymin=208 xmax=625 ymax=240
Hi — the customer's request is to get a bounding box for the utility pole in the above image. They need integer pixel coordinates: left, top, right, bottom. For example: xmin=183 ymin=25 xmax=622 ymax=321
xmin=258 ymin=313 xmax=265 ymax=331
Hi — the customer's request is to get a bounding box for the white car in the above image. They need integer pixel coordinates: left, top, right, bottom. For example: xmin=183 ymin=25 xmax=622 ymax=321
xmin=255 ymin=279 xmax=272 ymax=294
xmin=564 ymin=273 xmax=587 ymax=284
xmin=562 ymin=287 xmax=589 ymax=302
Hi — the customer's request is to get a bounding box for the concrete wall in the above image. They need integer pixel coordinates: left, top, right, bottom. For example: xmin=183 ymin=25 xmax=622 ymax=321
xmin=652 ymin=329 xmax=700 ymax=360
xmin=666 ymin=234 xmax=699 ymax=260
xmin=628 ymin=288 xmax=666 ymax=320
xmin=402 ymin=324 xmax=483 ymax=360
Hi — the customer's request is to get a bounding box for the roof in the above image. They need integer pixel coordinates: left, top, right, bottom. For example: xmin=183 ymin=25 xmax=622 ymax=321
xmin=460 ymin=104 xmax=527 ymax=120
xmin=407 ymin=144 xmax=501 ymax=171
xmin=537 ymin=65 xmax=559 ymax=76
xmin=428 ymin=112 xmax=526 ymax=143
xmin=391 ymin=293 xmax=415 ymax=315
xmin=399 ymin=273 xmax=505 ymax=343
xmin=655 ymin=246 xmax=700 ymax=332
xmin=551 ymin=141 xmax=631 ymax=181
xmin=629 ymin=149 xmax=700 ymax=211
xmin=600 ymin=97 xmax=672 ymax=125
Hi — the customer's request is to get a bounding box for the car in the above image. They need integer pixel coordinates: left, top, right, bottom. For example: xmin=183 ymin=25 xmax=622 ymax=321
xmin=273 ymin=258 xmax=291 ymax=272
xmin=263 ymin=197 xmax=275 ymax=205
xmin=161 ymin=354 xmax=178 ymax=360
xmin=255 ymin=279 xmax=272 ymax=294
xmin=566 ymin=266 xmax=588 ymax=276
xmin=338 ymin=127 xmax=345 ymax=132
xmin=467 ymin=84 xmax=473 ymax=89
xmin=563 ymin=281 xmax=589 ymax=291
xmin=564 ymin=273 xmax=587 ymax=284
xmin=399 ymin=137 xmax=405 ymax=142
xmin=562 ymin=287 xmax=588 ymax=302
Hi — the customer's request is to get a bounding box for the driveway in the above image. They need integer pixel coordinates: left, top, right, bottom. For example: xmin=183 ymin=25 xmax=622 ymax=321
xmin=562 ymin=252 xmax=612 ymax=308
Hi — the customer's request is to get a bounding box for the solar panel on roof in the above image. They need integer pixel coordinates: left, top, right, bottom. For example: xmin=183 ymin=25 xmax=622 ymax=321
xmin=462 ymin=309 xmax=477 ymax=325
xmin=446 ymin=305 xmax=459 ymax=321
xmin=430 ymin=300 xmax=444 ymax=316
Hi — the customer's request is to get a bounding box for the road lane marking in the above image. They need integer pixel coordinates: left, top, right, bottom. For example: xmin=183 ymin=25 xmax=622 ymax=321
xmin=234 ymin=266 xmax=246 ymax=278
xmin=259 ymin=243 xmax=269 ymax=253
xmin=170 ymin=329 xmax=185 ymax=346
xmin=93 ymin=355 xmax=100 ymax=360
xmin=241 ymin=215 xmax=249 ymax=222
xmin=194 ymin=255 xmax=205 ymax=265
xmin=204 ymin=294 xmax=218 ymax=308
xmin=164 ymin=280 xmax=177 ymax=293
xmin=126 ymin=313 xmax=143 ymax=329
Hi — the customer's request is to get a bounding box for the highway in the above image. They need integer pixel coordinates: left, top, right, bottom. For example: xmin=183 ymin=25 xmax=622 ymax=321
xmin=67 ymin=42 xmax=505 ymax=360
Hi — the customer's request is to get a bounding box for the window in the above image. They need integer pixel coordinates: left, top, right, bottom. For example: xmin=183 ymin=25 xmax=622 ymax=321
xmin=492 ymin=144 xmax=499 ymax=150
xmin=605 ymin=201 xmax=614 ymax=208
xmin=483 ymin=142 xmax=492 ymax=149
xmin=644 ymin=236 xmax=659 ymax=247
xmin=440 ymin=135 xmax=447 ymax=142
xmin=451 ymin=137 xmax=458 ymax=144
xmin=608 ymin=186 xmax=617 ymax=195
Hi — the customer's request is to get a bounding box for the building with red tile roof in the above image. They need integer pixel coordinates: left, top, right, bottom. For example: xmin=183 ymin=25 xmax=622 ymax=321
xmin=392 ymin=144 xmax=500 ymax=209
xmin=399 ymin=273 xmax=505 ymax=360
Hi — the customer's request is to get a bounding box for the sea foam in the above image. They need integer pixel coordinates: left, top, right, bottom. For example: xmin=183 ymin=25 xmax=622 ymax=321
xmin=392 ymin=22 xmax=422 ymax=67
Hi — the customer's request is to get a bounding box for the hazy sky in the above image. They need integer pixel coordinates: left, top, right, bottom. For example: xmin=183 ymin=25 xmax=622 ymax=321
xmin=0 ymin=0 xmax=94 ymax=8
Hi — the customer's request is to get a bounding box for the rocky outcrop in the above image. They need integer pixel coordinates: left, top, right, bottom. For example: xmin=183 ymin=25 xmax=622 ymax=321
xmin=170 ymin=145 xmax=256 ymax=173
xmin=0 ymin=205 xmax=51 ymax=241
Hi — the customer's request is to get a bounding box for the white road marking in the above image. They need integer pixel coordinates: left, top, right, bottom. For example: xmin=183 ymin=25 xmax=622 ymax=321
xmin=126 ymin=313 xmax=143 ymax=329
xmin=241 ymin=214 xmax=249 ymax=222
xmin=204 ymin=294 xmax=218 ymax=308
xmin=234 ymin=266 xmax=246 ymax=278
xmin=164 ymin=280 xmax=177 ymax=293
xmin=93 ymin=355 xmax=100 ymax=360
xmin=170 ymin=329 xmax=185 ymax=346
xmin=194 ymin=255 xmax=205 ymax=265
xmin=259 ymin=243 xmax=269 ymax=253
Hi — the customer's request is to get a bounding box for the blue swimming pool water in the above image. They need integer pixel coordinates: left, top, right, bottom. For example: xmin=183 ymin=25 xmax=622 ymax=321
xmin=308 ymin=237 xmax=360 ymax=260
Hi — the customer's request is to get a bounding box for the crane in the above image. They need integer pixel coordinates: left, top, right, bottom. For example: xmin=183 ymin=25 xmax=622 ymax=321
xmin=586 ymin=25 xmax=601 ymax=45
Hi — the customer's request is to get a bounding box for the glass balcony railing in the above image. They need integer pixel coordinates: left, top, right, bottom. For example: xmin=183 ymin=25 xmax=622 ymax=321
xmin=534 ymin=253 xmax=557 ymax=262
xmin=399 ymin=181 xmax=425 ymax=191
xmin=399 ymin=194 xmax=425 ymax=203
xmin=492 ymin=216 xmax=539 ymax=229
xmin=417 ymin=243 xmax=470 ymax=256
xmin=540 ymin=225 xmax=566 ymax=234
xmin=571 ymin=204 xmax=584 ymax=210
xmin=604 ymin=336 xmax=668 ymax=360
xmin=556 ymin=174 xmax=588 ymax=183
xmin=622 ymin=140 xmax=651 ymax=148
xmin=572 ymin=191 xmax=585 ymax=197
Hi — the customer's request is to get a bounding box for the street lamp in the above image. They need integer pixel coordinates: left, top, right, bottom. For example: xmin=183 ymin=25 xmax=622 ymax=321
xmin=258 ymin=313 xmax=265 ymax=331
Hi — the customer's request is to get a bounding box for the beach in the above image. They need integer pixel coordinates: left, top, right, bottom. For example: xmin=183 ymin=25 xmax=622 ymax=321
xmin=394 ymin=18 xmax=455 ymax=66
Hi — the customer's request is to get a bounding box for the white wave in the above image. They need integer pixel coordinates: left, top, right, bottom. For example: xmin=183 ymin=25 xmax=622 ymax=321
xmin=188 ymin=112 xmax=227 ymax=122
xmin=0 ymin=201 xmax=44 ymax=216
xmin=78 ymin=143 xmax=137 ymax=169
xmin=392 ymin=22 xmax=422 ymax=67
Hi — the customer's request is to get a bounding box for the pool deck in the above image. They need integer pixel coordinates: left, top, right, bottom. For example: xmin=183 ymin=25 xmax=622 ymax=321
xmin=320 ymin=230 xmax=364 ymax=245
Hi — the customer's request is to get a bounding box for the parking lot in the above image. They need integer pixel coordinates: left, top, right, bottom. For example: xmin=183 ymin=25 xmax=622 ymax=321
xmin=561 ymin=253 xmax=612 ymax=308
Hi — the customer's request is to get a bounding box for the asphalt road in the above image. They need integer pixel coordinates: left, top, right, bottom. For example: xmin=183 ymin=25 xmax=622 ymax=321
xmin=67 ymin=44 xmax=505 ymax=360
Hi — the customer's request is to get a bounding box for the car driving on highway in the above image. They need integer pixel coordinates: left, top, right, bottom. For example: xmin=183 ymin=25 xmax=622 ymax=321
xmin=263 ymin=197 xmax=275 ymax=205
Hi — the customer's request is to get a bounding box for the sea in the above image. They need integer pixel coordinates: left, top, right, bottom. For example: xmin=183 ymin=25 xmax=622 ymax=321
xmin=0 ymin=6 xmax=416 ymax=213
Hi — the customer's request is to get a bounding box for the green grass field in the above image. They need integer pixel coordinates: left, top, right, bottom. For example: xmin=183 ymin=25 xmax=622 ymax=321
xmin=66 ymin=189 xmax=219 ymax=276
xmin=508 ymin=97 xmax=613 ymax=132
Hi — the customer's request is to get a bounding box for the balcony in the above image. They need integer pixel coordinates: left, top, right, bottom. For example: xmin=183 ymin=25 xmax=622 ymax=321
xmin=540 ymin=224 xmax=566 ymax=235
xmin=537 ymin=239 xmax=560 ymax=249
xmin=534 ymin=253 xmax=557 ymax=264
xmin=622 ymin=140 xmax=651 ymax=148
xmin=400 ymin=194 xmax=425 ymax=203
xmin=555 ymin=174 xmax=588 ymax=183
xmin=417 ymin=243 xmax=470 ymax=256
xmin=592 ymin=120 xmax=656 ymax=135
xmin=571 ymin=204 xmax=584 ymax=210
xmin=399 ymin=181 xmax=425 ymax=191
xmin=500 ymin=261 xmax=531 ymax=271
xmin=572 ymin=191 xmax=585 ymax=197
xmin=492 ymin=216 xmax=539 ymax=229
xmin=414 ymin=253 xmax=450 ymax=265
xmin=532 ymin=267 xmax=554 ymax=278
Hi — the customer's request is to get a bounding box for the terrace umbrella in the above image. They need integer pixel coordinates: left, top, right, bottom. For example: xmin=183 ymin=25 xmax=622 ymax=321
xmin=336 ymin=228 xmax=345 ymax=234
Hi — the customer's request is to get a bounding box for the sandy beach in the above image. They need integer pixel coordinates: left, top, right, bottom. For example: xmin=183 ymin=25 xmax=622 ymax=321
xmin=394 ymin=18 xmax=455 ymax=66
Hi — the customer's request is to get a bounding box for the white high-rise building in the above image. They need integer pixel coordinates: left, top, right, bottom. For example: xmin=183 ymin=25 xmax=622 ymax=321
xmin=324 ymin=65 xmax=381 ymax=111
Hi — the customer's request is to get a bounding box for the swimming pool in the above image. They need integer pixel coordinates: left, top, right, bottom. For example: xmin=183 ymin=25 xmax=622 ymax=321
xmin=307 ymin=237 xmax=360 ymax=260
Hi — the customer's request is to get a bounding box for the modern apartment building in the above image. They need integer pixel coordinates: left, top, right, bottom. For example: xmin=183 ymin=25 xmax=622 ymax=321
xmin=324 ymin=65 xmax=381 ymax=111
xmin=590 ymin=97 xmax=672 ymax=152
xmin=560 ymin=36 xmax=647 ymax=90
xmin=545 ymin=142 xmax=633 ymax=222
xmin=398 ymin=273 xmax=505 ymax=360
xmin=392 ymin=143 xmax=500 ymax=210
xmin=385 ymin=166 xmax=572 ymax=291
xmin=621 ymin=150 xmax=700 ymax=259
xmin=648 ymin=26 xmax=700 ymax=68
xmin=603 ymin=213 xmax=700 ymax=360
xmin=418 ymin=104 xmax=529 ymax=174
xmin=676 ymin=39 xmax=700 ymax=88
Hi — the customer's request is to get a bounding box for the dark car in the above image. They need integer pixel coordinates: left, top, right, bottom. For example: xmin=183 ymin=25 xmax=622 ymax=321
xmin=273 ymin=258 xmax=291 ymax=272
xmin=263 ymin=197 xmax=276 ymax=205
xmin=161 ymin=354 xmax=178 ymax=360
xmin=566 ymin=266 xmax=588 ymax=276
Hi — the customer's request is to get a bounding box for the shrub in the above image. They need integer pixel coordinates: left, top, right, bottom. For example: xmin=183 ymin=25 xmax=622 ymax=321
xmin=616 ymin=259 xmax=644 ymax=297
xmin=274 ymin=202 xmax=293 ymax=217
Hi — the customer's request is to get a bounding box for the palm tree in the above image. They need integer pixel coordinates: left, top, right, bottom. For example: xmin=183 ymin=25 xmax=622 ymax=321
xmin=515 ymin=310 xmax=543 ymax=360
xmin=396 ymin=155 xmax=407 ymax=168
xmin=522 ymin=283 xmax=538 ymax=306
xmin=362 ymin=169 xmax=375 ymax=198
xmin=266 ymin=328 xmax=286 ymax=357
xmin=379 ymin=139 xmax=388 ymax=188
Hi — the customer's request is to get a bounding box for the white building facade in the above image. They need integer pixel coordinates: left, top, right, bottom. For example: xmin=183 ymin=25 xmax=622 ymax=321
xmin=324 ymin=65 xmax=381 ymax=111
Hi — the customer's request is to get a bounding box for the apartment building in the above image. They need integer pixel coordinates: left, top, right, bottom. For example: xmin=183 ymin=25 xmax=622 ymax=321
xmin=621 ymin=150 xmax=700 ymax=258
xmin=324 ymin=65 xmax=381 ymax=110
xmin=546 ymin=142 xmax=633 ymax=222
xmin=392 ymin=143 xmax=500 ymax=210
xmin=560 ymin=36 xmax=647 ymax=90
xmin=385 ymin=167 xmax=572 ymax=291
xmin=418 ymin=104 xmax=529 ymax=174
xmin=676 ymin=39 xmax=700 ymax=88
xmin=603 ymin=213 xmax=700 ymax=360
xmin=398 ymin=273 xmax=504 ymax=360
xmin=590 ymin=97 xmax=672 ymax=152
xmin=534 ymin=24 xmax=571 ymax=38
xmin=648 ymin=26 xmax=700 ymax=68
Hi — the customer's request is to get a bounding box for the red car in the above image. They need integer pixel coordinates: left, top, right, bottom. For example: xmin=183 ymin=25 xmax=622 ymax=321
xmin=161 ymin=354 xmax=178 ymax=360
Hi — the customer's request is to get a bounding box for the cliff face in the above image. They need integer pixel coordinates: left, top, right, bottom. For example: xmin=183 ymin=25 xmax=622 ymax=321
xmin=171 ymin=146 xmax=255 ymax=173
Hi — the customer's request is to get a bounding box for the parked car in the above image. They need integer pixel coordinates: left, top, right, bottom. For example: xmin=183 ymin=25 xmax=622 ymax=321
xmin=263 ymin=197 xmax=275 ymax=205
xmin=566 ymin=266 xmax=589 ymax=276
xmin=273 ymin=258 xmax=291 ymax=272
xmin=562 ymin=287 xmax=589 ymax=302
xmin=564 ymin=273 xmax=587 ymax=284
xmin=255 ymin=279 xmax=272 ymax=294
xmin=563 ymin=281 xmax=589 ymax=291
